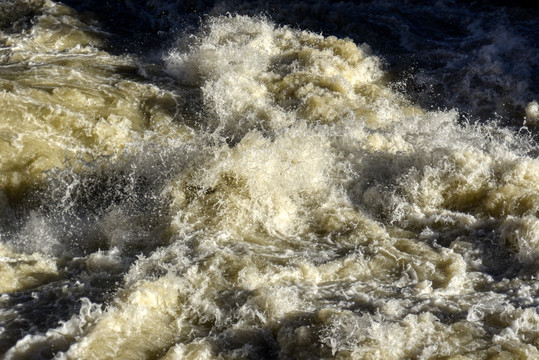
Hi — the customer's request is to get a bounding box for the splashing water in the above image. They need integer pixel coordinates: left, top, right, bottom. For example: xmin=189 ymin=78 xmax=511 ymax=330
xmin=1 ymin=1 xmax=539 ymax=359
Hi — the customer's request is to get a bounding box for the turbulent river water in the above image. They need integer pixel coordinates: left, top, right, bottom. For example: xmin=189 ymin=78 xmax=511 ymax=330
xmin=1 ymin=0 xmax=539 ymax=359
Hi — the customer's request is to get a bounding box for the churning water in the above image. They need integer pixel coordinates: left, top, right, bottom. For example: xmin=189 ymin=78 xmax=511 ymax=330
xmin=1 ymin=0 xmax=539 ymax=358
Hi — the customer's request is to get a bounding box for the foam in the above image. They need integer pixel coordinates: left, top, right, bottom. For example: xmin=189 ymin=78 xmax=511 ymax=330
xmin=3 ymin=10 xmax=539 ymax=360
xmin=0 ymin=0 xmax=187 ymax=198
xmin=526 ymin=101 xmax=539 ymax=123
xmin=0 ymin=242 xmax=58 ymax=293
xmin=165 ymin=15 xmax=420 ymax=137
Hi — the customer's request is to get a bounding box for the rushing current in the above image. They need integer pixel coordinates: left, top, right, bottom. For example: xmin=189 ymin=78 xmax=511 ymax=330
xmin=1 ymin=0 xmax=539 ymax=358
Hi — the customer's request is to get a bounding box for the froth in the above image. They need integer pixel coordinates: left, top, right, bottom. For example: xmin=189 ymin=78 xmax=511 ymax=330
xmin=526 ymin=101 xmax=539 ymax=123
xmin=0 ymin=242 xmax=57 ymax=293
xmin=0 ymin=0 xmax=187 ymax=198
xmin=165 ymin=15 xmax=419 ymax=137
xmin=3 ymin=10 xmax=539 ymax=360
xmin=166 ymin=126 xmax=354 ymax=241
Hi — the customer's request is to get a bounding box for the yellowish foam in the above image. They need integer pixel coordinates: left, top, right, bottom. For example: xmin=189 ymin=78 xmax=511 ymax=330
xmin=0 ymin=1 xmax=188 ymax=198
xmin=4 ymin=11 xmax=539 ymax=360
xmin=166 ymin=15 xmax=422 ymax=135
xmin=0 ymin=242 xmax=58 ymax=293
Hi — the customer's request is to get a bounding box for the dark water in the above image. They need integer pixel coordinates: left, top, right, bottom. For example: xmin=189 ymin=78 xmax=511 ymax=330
xmin=62 ymin=0 xmax=539 ymax=121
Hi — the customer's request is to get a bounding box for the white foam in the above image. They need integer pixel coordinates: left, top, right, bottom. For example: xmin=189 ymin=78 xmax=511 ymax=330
xmin=3 ymin=10 xmax=539 ymax=360
xmin=526 ymin=101 xmax=539 ymax=123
